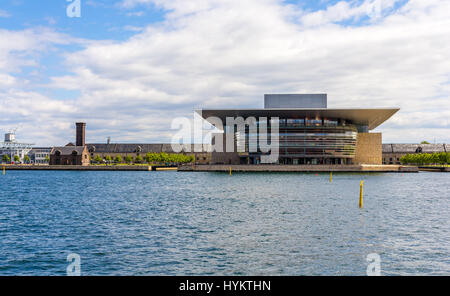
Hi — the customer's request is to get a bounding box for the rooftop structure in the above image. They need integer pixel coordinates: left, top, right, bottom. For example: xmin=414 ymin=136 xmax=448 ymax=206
xmin=264 ymin=94 xmax=327 ymax=108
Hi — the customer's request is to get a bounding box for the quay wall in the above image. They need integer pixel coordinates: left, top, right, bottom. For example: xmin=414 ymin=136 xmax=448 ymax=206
xmin=179 ymin=164 xmax=418 ymax=173
xmin=1 ymin=165 xmax=152 ymax=171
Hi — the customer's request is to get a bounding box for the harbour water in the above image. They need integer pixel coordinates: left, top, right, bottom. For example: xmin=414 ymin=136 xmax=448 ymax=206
xmin=0 ymin=171 xmax=448 ymax=275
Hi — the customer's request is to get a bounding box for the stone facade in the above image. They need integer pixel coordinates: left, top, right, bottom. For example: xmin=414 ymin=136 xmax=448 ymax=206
xmin=353 ymin=133 xmax=382 ymax=165
xmin=211 ymin=131 xmax=384 ymax=165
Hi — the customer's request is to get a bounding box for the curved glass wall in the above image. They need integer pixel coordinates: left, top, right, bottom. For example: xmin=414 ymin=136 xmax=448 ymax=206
xmin=238 ymin=118 xmax=358 ymax=164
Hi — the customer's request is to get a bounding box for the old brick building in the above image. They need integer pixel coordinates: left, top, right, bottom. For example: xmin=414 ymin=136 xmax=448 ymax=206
xmin=49 ymin=146 xmax=90 ymax=166
xmin=50 ymin=122 xmax=90 ymax=166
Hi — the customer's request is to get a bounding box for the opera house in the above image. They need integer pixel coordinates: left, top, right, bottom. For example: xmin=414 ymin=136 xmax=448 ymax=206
xmin=198 ymin=94 xmax=399 ymax=165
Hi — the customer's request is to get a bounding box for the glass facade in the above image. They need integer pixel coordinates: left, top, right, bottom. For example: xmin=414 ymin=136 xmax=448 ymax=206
xmin=238 ymin=118 xmax=359 ymax=165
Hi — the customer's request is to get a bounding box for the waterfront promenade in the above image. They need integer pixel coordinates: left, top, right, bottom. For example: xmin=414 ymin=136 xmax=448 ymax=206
xmin=179 ymin=164 xmax=419 ymax=172
xmin=1 ymin=164 xmax=420 ymax=172
xmin=1 ymin=165 xmax=152 ymax=171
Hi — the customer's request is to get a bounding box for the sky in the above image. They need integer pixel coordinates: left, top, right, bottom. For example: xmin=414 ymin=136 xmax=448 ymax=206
xmin=0 ymin=0 xmax=449 ymax=146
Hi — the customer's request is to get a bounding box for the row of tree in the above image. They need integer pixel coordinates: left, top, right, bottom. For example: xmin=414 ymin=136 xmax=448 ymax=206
xmin=400 ymin=152 xmax=450 ymax=165
xmin=93 ymin=152 xmax=194 ymax=164
xmin=2 ymin=154 xmax=32 ymax=163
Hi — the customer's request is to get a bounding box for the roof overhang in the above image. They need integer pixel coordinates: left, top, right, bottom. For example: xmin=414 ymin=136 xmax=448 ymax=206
xmin=196 ymin=108 xmax=399 ymax=130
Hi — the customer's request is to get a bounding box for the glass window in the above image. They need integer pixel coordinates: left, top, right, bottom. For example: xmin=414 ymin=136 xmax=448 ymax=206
xmin=287 ymin=119 xmax=304 ymax=127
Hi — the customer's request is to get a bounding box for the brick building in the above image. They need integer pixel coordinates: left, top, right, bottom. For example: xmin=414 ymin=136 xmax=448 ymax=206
xmin=49 ymin=146 xmax=90 ymax=166
xmin=50 ymin=122 xmax=90 ymax=166
xmin=87 ymin=143 xmax=211 ymax=164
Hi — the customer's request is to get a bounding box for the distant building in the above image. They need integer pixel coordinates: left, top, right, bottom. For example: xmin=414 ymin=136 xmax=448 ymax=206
xmin=50 ymin=122 xmax=90 ymax=166
xmin=50 ymin=122 xmax=211 ymax=165
xmin=382 ymin=144 xmax=449 ymax=165
xmin=50 ymin=146 xmax=90 ymax=166
xmin=28 ymin=147 xmax=52 ymax=164
xmin=87 ymin=143 xmax=211 ymax=165
xmin=0 ymin=132 xmax=34 ymax=163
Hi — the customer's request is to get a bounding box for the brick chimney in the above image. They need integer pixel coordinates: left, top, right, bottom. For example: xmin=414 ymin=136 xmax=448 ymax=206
xmin=76 ymin=122 xmax=86 ymax=147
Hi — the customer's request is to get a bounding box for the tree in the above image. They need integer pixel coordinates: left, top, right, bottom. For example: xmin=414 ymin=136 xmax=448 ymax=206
xmin=420 ymin=141 xmax=430 ymax=144
xmin=145 ymin=152 xmax=158 ymax=164
xmin=104 ymin=155 xmax=112 ymax=163
xmin=125 ymin=155 xmax=133 ymax=163
xmin=2 ymin=154 xmax=10 ymax=163
xmin=400 ymin=152 xmax=450 ymax=165
xmin=160 ymin=152 xmax=169 ymax=163
xmin=114 ymin=155 xmax=122 ymax=163
xmin=135 ymin=155 xmax=143 ymax=163
xmin=24 ymin=155 xmax=30 ymax=164
xmin=14 ymin=155 xmax=20 ymax=163
xmin=44 ymin=155 xmax=50 ymax=163
xmin=94 ymin=155 xmax=102 ymax=163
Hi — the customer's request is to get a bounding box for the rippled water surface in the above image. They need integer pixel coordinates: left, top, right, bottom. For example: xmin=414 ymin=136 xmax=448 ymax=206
xmin=0 ymin=171 xmax=449 ymax=275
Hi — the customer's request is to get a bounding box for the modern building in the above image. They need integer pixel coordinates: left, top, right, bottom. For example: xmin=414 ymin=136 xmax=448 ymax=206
xmin=382 ymin=144 xmax=449 ymax=164
xmin=50 ymin=122 xmax=90 ymax=166
xmin=198 ymin=94 xmax=399 ymax=165
xmin=28 ymin=147 xmax=52 ymax=164
xmin=0 ymin=132 xmax=34 ymax=163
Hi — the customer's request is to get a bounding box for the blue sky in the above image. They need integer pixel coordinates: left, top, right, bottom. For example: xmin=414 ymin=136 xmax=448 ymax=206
xmin=0 ymin=0 xmax=449 ymax=146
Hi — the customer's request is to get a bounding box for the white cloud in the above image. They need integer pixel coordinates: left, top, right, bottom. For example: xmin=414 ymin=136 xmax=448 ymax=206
xmin=123 ymin=25 xmax=145 ymax=32
xmin=126 ymin=11 xmax=145 ymax=17
xmin=301 ymin=0 xmax=403 ymax=26
xmin=0 ymin=10 xmax=11 ymax=18
xmin=2 ymin=0 xmax=450 ymax=145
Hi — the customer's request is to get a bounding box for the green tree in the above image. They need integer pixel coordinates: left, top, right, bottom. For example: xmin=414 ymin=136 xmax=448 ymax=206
xmin=142 ymin=152 xmax=195 ymax=165
xmin=14 ymin=155 xmax=20 ymax=163
xmin=24 ymin=155 xmax=30 ymax=163
xmin=400 ymin=152 xmax=450 ymax=165
xmin=114 ymin=155 xmax=123 ymax=163
xmin=145 ymin=152 xmax=160 ymax=164
xmin=420 ymin=141 xmax=430 ymax=144
xmin=2 ymin=154 xmax=10 ymax=163
xmin=94 ymin=155 xmax=102 ymax=163
xmin=125 ymin=155 xmax=133 ymax=163
xmin=104 ymin=155 xmax=112 ymax=163
xmin=160 ymin=152 xmax=169 ymax=163
xmin=44 ymin=155 xmax=50 ymax=163
xmin=135 ymin=155 xmax=143 ymax=163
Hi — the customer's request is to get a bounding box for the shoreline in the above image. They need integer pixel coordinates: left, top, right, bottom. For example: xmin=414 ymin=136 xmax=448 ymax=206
xmin=178 ymin=164 xmax=419 ymax=173
xmin=5 ymin=164 xmax=445 ymax=173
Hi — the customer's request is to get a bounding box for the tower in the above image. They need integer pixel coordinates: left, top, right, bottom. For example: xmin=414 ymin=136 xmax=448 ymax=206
xmin=76 ymin=122 xmax=86 ymax=147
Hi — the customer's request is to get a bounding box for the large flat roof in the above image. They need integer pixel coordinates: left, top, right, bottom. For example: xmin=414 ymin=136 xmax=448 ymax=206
xmin=197 ymin=108 xmax=399 ymax=130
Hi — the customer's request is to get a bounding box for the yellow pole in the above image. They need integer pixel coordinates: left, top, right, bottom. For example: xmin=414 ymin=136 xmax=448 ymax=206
xmin=330 ymin=172 xmax=332 ymax=182
xmin=2 ymin=166 xmax=5 ymax=175
xmin=359 ymin=181 xmax=364 ymax=208
xmin=229 ymin=167 xmax=232 ymax=176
